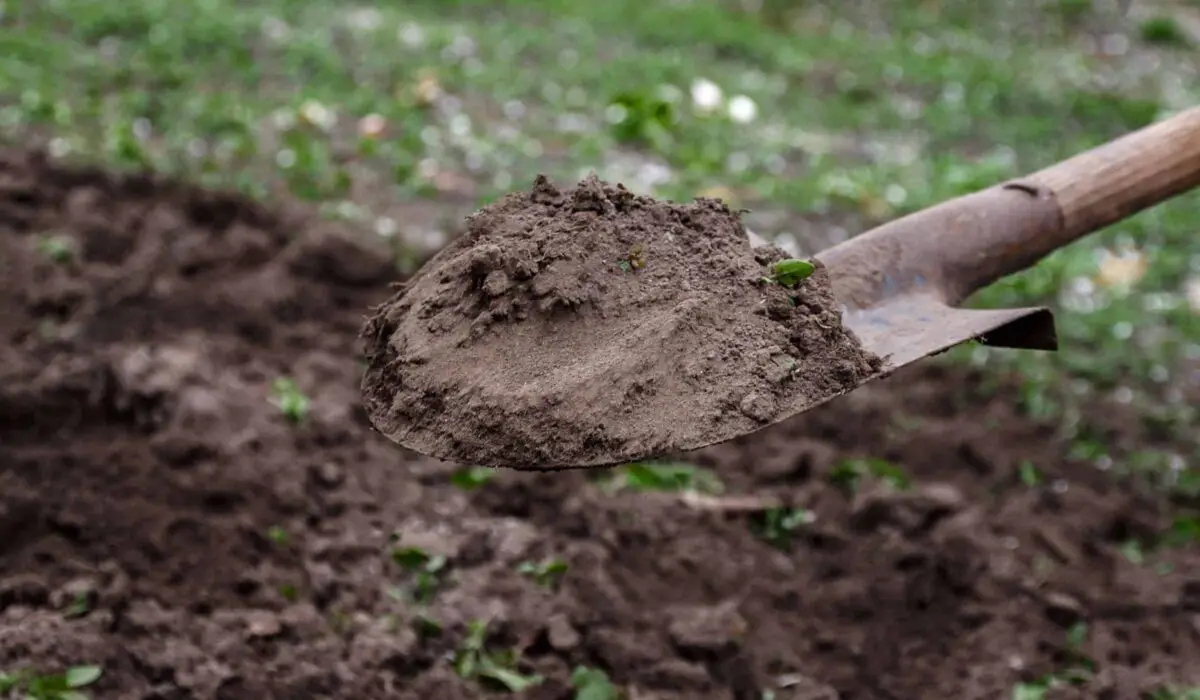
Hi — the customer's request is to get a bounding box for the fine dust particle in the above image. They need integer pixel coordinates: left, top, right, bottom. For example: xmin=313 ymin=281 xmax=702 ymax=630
xmin=360 ymin=173 xmax=883 ymax=470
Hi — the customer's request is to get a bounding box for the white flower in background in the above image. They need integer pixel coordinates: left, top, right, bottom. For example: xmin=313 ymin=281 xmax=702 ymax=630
xmin=727 ymin=94 xmax=759 ymax=124
xmin=1095 ymin=246 xmax=1146 ymax=290
xmin=1186 ymin=276 xmax=1200 ymax=313
xmin=690 ymin=78 xmax=724 ymax=113
xmin=48 ymin=137 xmax=71 ymax=159
xmin=398 ymin=22 xmax=426 ymax=49
xmin=358 ymin=113 xmax=387 ymax=139
xmin=270 ymin=107 xmax=297 ymax=131
xmin=346 ymin=7 xmax=382 ymax=32
xmin=299 ymin=100 xmax=337 ymax=132
xmin=261 ymin=16 xmax=290 ymax=42
xmin=374 ymin=216 xmax=398 ymax=239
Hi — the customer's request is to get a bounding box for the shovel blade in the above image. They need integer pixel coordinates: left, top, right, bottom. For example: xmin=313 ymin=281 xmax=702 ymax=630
xmin=843 ymin=295 xmax=1058 ymax=370
xmin=745 ymin=229 xmax=1059 ymax=370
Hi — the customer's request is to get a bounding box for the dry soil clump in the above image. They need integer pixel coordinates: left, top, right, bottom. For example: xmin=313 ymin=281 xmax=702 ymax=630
xmin=362 ymin=174 xmax=883 ymax=469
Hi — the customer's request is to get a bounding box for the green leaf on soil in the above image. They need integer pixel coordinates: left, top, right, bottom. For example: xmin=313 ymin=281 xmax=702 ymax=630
xmin=65 ymin=667 xmax=102 ymax=688
xmin=606 ymin=462 xmax=724 ymax=494
xmin=829 ymin=458 xmax=911 ymax=492
xmin=1119 ymin=539 xmax=1145 ymax=565
xmin=269 ymin=377 xmax=310 ymax=425
xmin=1165 ymin=515 xmax=1200 ymax=546
xmin=450 ymin=466 xmax=495 ymax=490
xmin=478 ymin=660 xmax=544 ymax=693
xmin=571 ymin=666 xmax=622 ymax=700
xmin=516 ymin=558 xmax=568 ymax=587
xmin=754 ymin=507 xmax=814 ymax=550
xmin=267 ymin=525 xmax=289 ymax=546
xmin=770 ymin=258 xmax=816 ymax=287
xmin=1012 ymin=679 xmax=1052 ymax=700
xmin=455 ymin=620 xmax=543 ymax=693
xmin=0 ymin=673 xmax=20 ymax=693
xmin=1018 ymin=461 xmax=1042 ymax=487
xmin=392 ymin=546 xmax=432 ymax=570
xmin=35 ymin=233 xmax=76 ymax=264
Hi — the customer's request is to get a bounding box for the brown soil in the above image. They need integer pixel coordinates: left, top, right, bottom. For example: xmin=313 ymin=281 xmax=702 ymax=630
xmin=361 ymin=174 xmax=882 ymax=470
xmin=1 ymin=147 xmax=1197 ymax=700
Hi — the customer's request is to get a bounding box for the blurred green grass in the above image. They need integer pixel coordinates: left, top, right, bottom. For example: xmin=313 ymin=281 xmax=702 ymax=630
xmin=1 ymin=0 xmax=1197 ymax=490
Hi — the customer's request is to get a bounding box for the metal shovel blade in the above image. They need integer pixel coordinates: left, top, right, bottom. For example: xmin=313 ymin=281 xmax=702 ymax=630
xmin=842 ymin=296 xmax=1055 ymax=372
xmin=747 ymin=228 xmax=1058 ymax=379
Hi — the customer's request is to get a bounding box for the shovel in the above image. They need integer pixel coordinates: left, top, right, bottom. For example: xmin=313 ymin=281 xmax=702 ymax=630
xmin=365 ymin=106 xmax=1200 ymax=469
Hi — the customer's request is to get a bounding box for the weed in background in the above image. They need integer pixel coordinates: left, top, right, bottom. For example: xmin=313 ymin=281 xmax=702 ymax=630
xmin=0 ymin=666 xmax=102 ymax=700
xmin=453 ymin=619 xmax=543 ymax=693
xmin=828 ymin=457 xmax=911 ymax=493
xmin=390 ymin=545 xmax=449 ymax=604
xmin=269 ymin=377 xmax=309 ymax=424
xmin=600 ymin=462 xmax=725 ymax=495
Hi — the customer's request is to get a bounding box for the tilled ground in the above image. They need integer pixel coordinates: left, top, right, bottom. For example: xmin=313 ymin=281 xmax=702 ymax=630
xmin=0 ymin=148 xmax=1197 ymax=700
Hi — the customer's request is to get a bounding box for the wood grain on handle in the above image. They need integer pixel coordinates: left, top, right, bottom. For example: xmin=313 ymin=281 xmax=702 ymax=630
xmin=1026 ymin=105 xmax=1200 ymax=243
xmin=818 ymin=105 xmax=1200 ymax=309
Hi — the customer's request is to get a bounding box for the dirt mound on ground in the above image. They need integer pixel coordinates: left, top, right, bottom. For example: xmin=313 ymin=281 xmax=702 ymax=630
xmin=361 ymin=174 xmax=882 ymax=470
xmin=1 ymin=148 xmax=1197 ymax=700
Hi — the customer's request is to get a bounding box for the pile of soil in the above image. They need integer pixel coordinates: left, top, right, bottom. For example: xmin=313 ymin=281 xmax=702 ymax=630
xmin=361 ymin=174 xmax=882 ymax=470
xmin=1 ymin=148 xmax=1197 ymax=700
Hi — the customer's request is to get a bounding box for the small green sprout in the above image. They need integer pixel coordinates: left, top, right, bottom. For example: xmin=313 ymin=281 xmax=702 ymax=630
xmin=63 ymin=591 xmax=90 ymax=619
xmin=754 ymin=507 xmax=814 ymax=549
xmin=760 ymin=258 xmax=816 ymax=288
xmin=267 ymin=525 xmax=289 ymax=546
xmin=413 ymin=613 xmax=442 ymax=637
xmin=829 ymin=458 xmax=911 ymax=492
xmin=269 ymin=377 xmax=310 ymax=424
xmin=602 ymin=462 xmax=724 ymax=495
xmin=454 ymin=619 xmax=544 ymax=693
xmin=35 ymin=234 xmax=76 ymax=264
xmin=1011 ymin=679 xmax=1053 ymax=700
xmin=1119 ymin=539 xmax=1145 ymax=565
xmin=450 ymin=466 xmax=495 ymax=490
xmin=516 ymin=558 xmax=568 ymax=587
xmin=391 ymin=546 xmax=448 ymax=603
xmin=0 ymin=665 xmax=103 ymax=700
xmin=1018 ymin=460 xmax=1043 ymax=487
xmin=278 ymin=583 xmax=299 ymax=602
xmin=571 ymin=666 xmax=622 ymax=700
xmin=1059 ymin=622 xmax=1096 ymax=680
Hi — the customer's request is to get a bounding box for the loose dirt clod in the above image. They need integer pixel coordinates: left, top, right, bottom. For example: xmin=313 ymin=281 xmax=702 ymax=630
xmin=362 ymin=174 xmax=883 ymax=469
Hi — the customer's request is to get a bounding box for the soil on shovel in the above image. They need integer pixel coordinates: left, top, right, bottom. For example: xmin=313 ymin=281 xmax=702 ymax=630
xmin=361 ymin=174 xmax=883 ymax=469
xmin=1 ymin=148 xmax=1197 ymax=700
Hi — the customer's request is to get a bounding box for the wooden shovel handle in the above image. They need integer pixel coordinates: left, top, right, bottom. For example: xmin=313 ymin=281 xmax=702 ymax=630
xmin=819 ymin=106 xmax=1200 ymax=308
xmin=1025 ymin=105 xmax=1200 ymax=245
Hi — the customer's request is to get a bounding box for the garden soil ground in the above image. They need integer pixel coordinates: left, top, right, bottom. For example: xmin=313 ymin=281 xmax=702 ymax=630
xmin=0 ymin=147 xmax=1197 ymax=700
